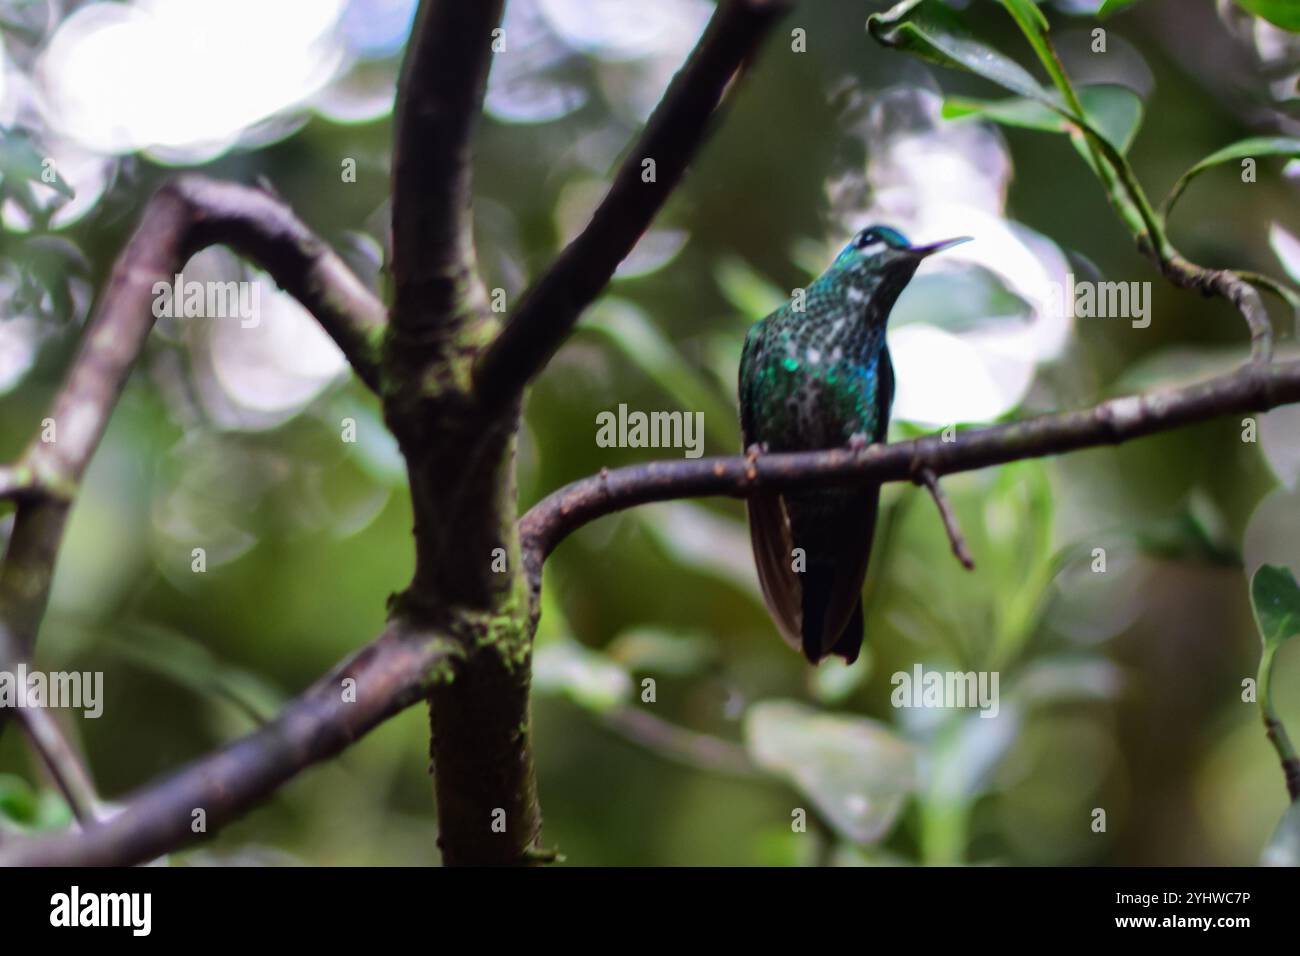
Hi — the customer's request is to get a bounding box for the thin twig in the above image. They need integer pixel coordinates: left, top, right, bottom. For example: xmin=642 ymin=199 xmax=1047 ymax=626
xmin=915 ymin=468 xmax=975 ymax=570
xmin=600 ymin=706 xmax=758 ymax=778
xmin=1158 ymin=255 xmax=1274 ymax=364
xmin=1258 ymin=642 xmax=1300 ymax=801
xmin=15 ymin=706 xmax=99 ymax=826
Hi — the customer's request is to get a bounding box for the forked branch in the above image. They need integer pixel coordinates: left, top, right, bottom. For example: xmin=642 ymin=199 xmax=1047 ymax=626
xmin=474 ymin=0 xmax=793 ymax=405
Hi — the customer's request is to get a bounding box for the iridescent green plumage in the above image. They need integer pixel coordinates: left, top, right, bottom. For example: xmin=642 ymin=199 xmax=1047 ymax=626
xmin=738 ymin=225 xmax=969 ymax=664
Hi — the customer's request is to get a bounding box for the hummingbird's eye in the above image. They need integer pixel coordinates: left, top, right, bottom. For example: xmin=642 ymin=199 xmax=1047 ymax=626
xmin=852 ymin=228 xmax=887 ymax=255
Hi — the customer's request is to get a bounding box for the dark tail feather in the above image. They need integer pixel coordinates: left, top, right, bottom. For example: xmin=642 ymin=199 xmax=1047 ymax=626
xmin=792 ymin=487 xmax=879 ymax=664
xmin=801 ymin=571 xmax=864 ymax=664
xmin=747 ymin=492 xmax=802 ymax=653
xmin=829 ymin=598 xmax=864 ymax=664
xmin=800 ymin=564 xmax=835 ymax=663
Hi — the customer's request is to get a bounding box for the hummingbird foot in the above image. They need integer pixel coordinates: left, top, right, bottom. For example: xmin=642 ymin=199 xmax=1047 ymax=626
xmin=847 ymin=432 xmax=870 ymax=452
xmin=744 ymin=441 xmax=769 ymax=463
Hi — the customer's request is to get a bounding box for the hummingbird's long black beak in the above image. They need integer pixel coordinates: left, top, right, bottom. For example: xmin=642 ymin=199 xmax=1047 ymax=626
xmin=907 ymin=236 xmax=973 ymax=258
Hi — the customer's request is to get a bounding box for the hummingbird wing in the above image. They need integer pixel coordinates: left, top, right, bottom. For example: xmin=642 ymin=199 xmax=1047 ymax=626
xmin=740 ymin=318 xmax=804 ymax=652
xmin=746 ymin=493 xmax=803 ymax=651
xmin=798 ymin=346 xmax=894 ymax=663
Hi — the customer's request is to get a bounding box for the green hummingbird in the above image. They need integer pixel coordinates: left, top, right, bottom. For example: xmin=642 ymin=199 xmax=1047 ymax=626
xmin=738 ymin=225 xmax=970 ymax=664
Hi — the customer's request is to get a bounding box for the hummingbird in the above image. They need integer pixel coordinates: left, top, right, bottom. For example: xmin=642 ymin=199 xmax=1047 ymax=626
xmin=738 ymin=225 xmax=970 ymax=664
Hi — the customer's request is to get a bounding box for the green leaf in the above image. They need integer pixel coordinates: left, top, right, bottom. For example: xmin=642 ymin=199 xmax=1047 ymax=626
xmin=1001 ymin=0 xmax=1049 ymax=33
xmin=0 ymin=774 xmax=74 ymax=834
xmin=638 ymin=502 xmax=760 ymax=600
xmin=944 ymin=84 xmax=1143 ymax=153
xmin=1098 ymin=0 xmax=1142 ymax=17
xmin=1080 ymin=85 xmax=1144 ymax=154
xmin=870 ymin=2 xmax=1140 ymax=162
xmin=1162 ymin=137 xmax=1300 ymax=218
xmin=928 ymin=706 xmax=1022 ymax=802
xmin=106 ymin=624 xmax=285 ymax=726
xmin=942 ymin=94 xmax=1063 ymax=132
xmin=868 ymin=1 xmax=1048 ymax=104
xmin=811 ymin=651 xmax=872 ymax=705
xmin=715 ymin=255 xmax=786 ymax=319
xmin=1237 ymin=0 xmax=1300 ymax=32
xmin=1012 ymin=657 xmax=1124 ymax=706
xmin=8 ymin=235 xmax=90 ymax=324
xmin=998 ymin=0 xmax=1058 ymax=94
xmin=1111 ymin=345 xmax=1251 ymax=394
xmin=0 ymin=774 xmax=39 ymax=826
xmin=606 ymin=627 xmax=715 ymax=676
xmin=744 ymin=700 xmax=916 ymax=844
xmin=1251 ymin=564 xmax=1300 ymax=652
xmin=1135 ymin=500 xmax=1240 ymax=567
xmin=0 ymin=129 xmax=75 ymax=200
xmin=582 ymin=299 xmax=737 ymax=450
xmin=533 ymin=640 xmax=632 ymax=713
xmin=1262 ymin=800 xmax=1300 ymax=866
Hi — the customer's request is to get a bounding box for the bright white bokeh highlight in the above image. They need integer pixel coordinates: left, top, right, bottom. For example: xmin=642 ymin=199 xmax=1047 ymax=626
xmin=486 ymin=0 xmax=710 ymax=125
xmin=843 ymin=87 xmax=1074 ymax=426
xmin=35 ymin=0 xmax=348 ymax=161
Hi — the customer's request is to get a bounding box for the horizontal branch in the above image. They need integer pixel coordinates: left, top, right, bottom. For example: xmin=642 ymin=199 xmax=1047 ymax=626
xmin=520 ymin=358 xmax=1300 ymax=572
xmin=0 ymin=623 xmax=457 ymax=867
xmin=474 ymin=0 xmax=792 ymax=405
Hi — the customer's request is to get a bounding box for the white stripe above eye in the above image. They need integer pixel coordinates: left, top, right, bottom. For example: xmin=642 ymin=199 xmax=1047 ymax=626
xmin=856 ymin=240 xmax=887 ymax=256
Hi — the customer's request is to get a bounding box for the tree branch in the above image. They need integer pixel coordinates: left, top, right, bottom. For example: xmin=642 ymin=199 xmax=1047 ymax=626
xmin=520 ymin=359 xmax=1300 ymax=573
xmin=1 ymin=176 xmax=386 ymax=701
xmin=0 ymin=186 xmax=192 ymax=665
xmin=0 ymin=623 xmax=458 ymax=867
xmin=389 ymin=0 xmax=504 ymax=346
xmin=915 ymin=468 xmax=975 ymax=570
xmin=15 ymin=705 xmax=100 ymax=826
xmin=171 ymin=176 xmax=388 ymax=390
xmin=473 ymin=0 xmax=792 ymax=406
xmin=1156 ymin=252 xmax=1275 ymax=364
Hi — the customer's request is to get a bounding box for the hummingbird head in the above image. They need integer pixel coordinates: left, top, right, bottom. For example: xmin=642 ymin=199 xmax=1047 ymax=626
xmin=828 ymin=225 xmax=972 ymax=323
xmin=832 ymin=225 xmax=972 ymax=277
